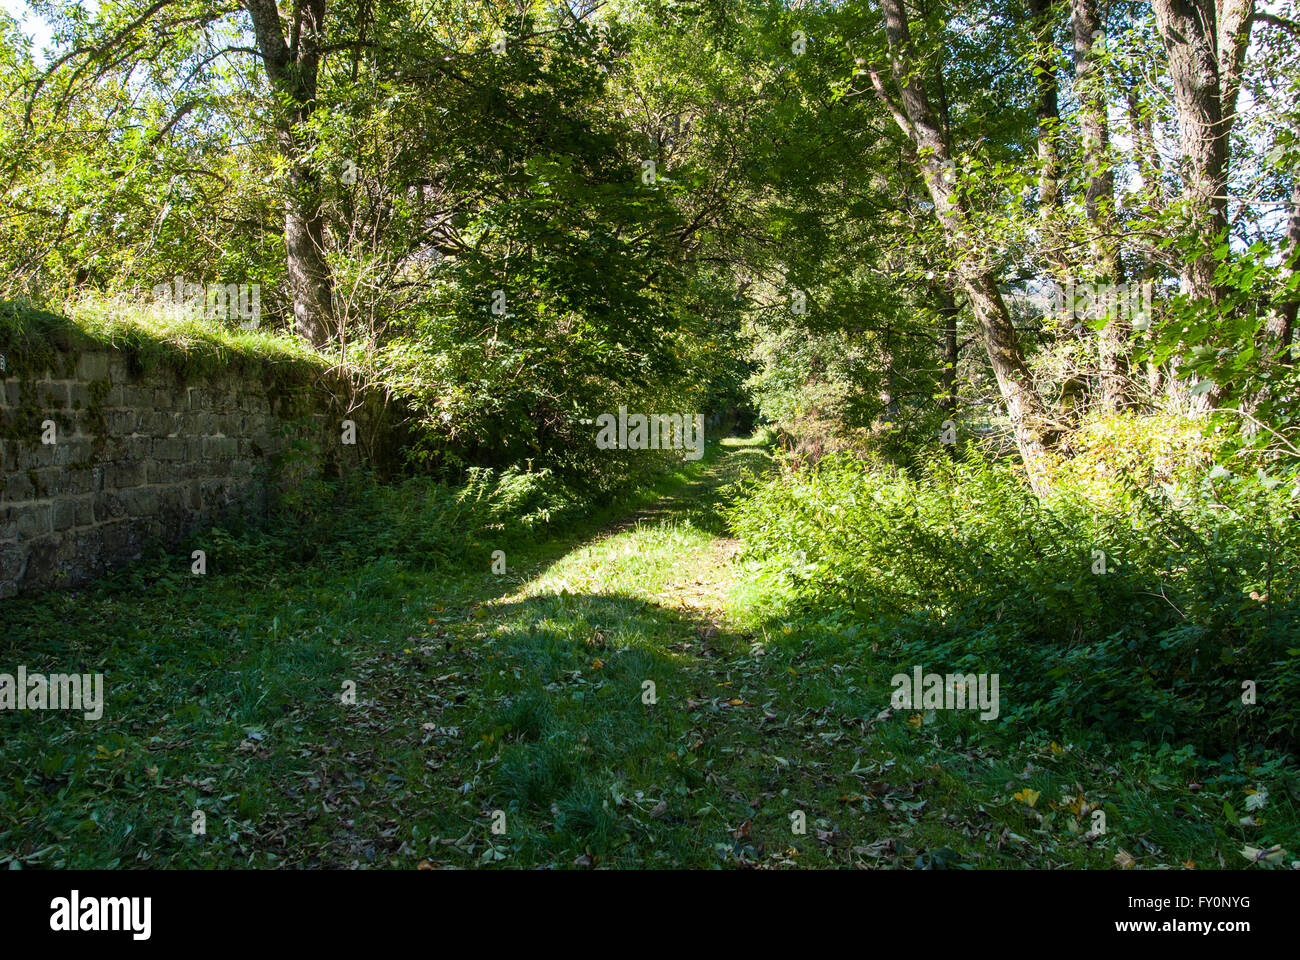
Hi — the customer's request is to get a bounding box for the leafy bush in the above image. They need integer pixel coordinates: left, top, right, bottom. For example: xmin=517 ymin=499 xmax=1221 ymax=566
xmin=174 ymin=462 xmax=591 ymax=590
xmin=727 ymin=440 xmax=1300 ymax=752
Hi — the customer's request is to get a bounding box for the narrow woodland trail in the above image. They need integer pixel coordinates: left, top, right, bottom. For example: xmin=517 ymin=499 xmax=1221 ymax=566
xmin=295 ymin=437 xmax=1086 ymax=868
xmin=1 ymin=438 xmax=1134 ymax=870
xmin=304 ymin=436 xmax=1125 ymax=869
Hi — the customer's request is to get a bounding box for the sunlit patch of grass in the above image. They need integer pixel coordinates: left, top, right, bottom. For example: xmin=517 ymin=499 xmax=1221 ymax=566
xmin=522 ymin=521 xmax=714 ymax=601
xmin=70 ymin=296 xmax=328 ymax=364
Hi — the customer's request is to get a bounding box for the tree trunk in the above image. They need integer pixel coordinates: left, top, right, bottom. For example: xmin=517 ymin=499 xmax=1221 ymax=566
xmin=246 ymin=0 xmax=335 ymax=348
xmin=1029 ymin=0 xmax=1062 ymax=214
xmin=1029 ymin=0 xmax=1078 ymax=304
xmin=1264 ymin=179 xmax=1300 ymax=359
xmin=1151 ymin=0 xmax=1255 ymax=405
xmin=936 ymin=284 xmax=961 ymax=418
xmin=1122 ymin=73 xmax=1169 ymax=403
xmin=1218 ymin=0 xmax=1255 ymax=148
xmin=1072 ymin=0 xmax=1129 ymax=412
xmin=872 ymin=0 xmax=1057 ymax=492
xmin=284 ymin=172 xmax=333 ymax=347
xmin=1125 ymin=83 xmax=1163 ymax=214
xmin=1150 ymin=0 xmax=1245 ymax=306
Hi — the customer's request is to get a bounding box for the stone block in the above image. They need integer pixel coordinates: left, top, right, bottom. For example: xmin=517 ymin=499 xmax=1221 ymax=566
xmin=123 ymin=486 xmax=159 ymax=517
xmin=52 ymin=497 xmax=79 ymax=531
xmin=76 ymin=352 xmax=111 ymax=381
xmin=15 ymin=503 xmax=52 ymax=539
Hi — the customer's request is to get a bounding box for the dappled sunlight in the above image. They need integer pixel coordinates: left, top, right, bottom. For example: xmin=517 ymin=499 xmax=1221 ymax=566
xmin=520 ymin=523 xmax=711 ymax=600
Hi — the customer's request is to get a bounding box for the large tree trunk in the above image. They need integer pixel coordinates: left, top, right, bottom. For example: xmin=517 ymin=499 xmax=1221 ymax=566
xmin=1072 ymin=0 xmax=1129 ymax=412
xmin=1072 ymin=0 xmax=1114 ymax=233
xmin=1029 ymin=0 xmax=1078 ymax=301
xmin=1150 ymin=0 xmax=1255 ymax=408
xmin=1218 ymin=0 xmax=1255 ymax=147
xmin=1150 ymin=0 xmax=1253 ymax=307
xmin=284 ymin=172 xmax=333 ymax=347
xmin=872 ymin=0 xmax=1057 ymax=492
xmin=246 ymin=0 xmax=335 ymax=348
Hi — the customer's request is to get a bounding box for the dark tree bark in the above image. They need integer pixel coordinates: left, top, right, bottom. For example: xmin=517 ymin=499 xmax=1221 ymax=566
xmin=1029 ymin=0 xmax=1075 ymax=286
xmin=1029 ymin=0 xmax=1062 ymax=211
xmin=1150 ymin=0 xmax=1253 ymax=305
xmin=936 ymin=284 xmax=961 ymax=419
xmin=246 ymin=0 xmax=335 ymax=348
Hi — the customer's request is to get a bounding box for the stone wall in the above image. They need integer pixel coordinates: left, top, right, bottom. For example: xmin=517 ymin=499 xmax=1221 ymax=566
xmin=0 ymin=329 xmax=395 ymax=598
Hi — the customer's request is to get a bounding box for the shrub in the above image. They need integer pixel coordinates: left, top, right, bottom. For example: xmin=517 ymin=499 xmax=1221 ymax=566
xmin=726 ymin=442 xmax=1300 ymax=752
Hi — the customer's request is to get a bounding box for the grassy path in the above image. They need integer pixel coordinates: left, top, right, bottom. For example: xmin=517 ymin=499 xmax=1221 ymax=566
xmin=297 ymin=438 xmax=1138 ymax=869
xmin=2 ymin=437 xmax=1235 ymax=869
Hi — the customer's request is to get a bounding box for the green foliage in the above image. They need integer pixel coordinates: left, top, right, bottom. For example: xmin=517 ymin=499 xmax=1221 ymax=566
xmin=196 ymin=464 xmax=586 ymax=586
xmin=727 ymin=444 xmax=1300 ymax=753
xmin=0 ymin=299 xmax=328 ymax=383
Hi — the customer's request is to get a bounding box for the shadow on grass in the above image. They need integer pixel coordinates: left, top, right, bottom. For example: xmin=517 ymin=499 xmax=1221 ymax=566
xmin=0 ymin=437 xmax=773 ymax=868
xmin=447 ymin=586 xmax=769 ymax=867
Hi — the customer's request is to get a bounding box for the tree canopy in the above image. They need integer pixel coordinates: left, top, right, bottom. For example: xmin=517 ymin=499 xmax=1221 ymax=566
xmin=3 ymin=0 xmax=1300 ymax=483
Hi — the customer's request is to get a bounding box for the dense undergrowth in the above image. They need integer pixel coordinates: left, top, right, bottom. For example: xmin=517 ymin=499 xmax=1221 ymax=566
xmin=727 ymin=415 xmax=1300 ymax=759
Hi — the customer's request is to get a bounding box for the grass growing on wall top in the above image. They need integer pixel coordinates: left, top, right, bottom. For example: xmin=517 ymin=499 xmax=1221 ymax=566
xmin=0 ymin=298 xmax=334 ymax=385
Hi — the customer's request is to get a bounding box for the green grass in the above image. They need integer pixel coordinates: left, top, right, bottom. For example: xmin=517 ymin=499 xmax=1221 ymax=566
xmin=1 ymin=433 xmax=1294 ymax=869
xmin=0 ymin=297 xmax=333 ymax=384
